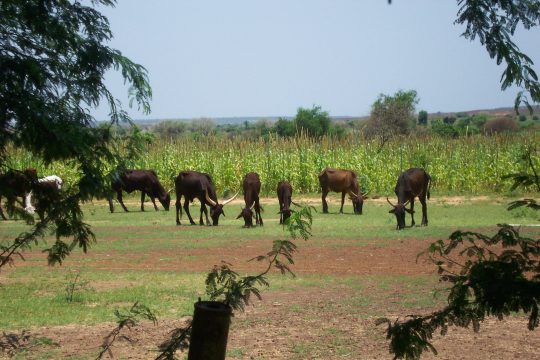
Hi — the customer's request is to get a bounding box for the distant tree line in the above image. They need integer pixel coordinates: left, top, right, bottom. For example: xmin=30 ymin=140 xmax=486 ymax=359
xmin=148 ymin=93 xmax=540 ymax=141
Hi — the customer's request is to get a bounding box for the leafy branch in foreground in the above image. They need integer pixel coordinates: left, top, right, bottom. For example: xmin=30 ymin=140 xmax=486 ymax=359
xmin=378 ymin=224 xmax=540 ymax=360
xmin=96 ymin=302 xmax=157 ymax=360
xmin=156 ymin=205 xmax=315 ymax=359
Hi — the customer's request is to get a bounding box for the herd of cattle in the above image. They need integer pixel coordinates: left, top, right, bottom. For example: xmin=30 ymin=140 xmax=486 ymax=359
xmin=0 ymin=167 xmax=431 ymax=230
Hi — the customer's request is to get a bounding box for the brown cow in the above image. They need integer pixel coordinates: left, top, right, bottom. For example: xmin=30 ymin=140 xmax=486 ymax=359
xmin=277 ymin=180 xmax=293 ymax=224
xmin=387 ymin=168 xmax=431 ymax=230
xmin=318 ymin=168 xmax=367 ymax=214
xmin=237 ymin=172 xmax=263 ymax=227
xmin=175 ymin=170 xmax=238 ymax=226
xmin=0 ymin=168 xmax=38 ymax=220
xmin=108 ymin=170 xmax=171 ymax=213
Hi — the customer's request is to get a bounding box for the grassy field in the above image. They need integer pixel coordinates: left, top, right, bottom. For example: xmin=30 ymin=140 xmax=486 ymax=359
xmin=0 ymin=196 xmax=539 ymax=359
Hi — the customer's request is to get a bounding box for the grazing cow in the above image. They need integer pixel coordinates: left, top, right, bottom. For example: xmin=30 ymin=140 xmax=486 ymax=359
xmin=0 ymin=168 xmax=38 ymax=219
xmin=236 ymin=172 xmax=263 ymax=227
xmin=277 ymin=180 xmax=293 ymax=225
xmin=30 ymin=175 xmax=64 ymax=221
xmin=387 ymin=168 xmax=431 ymax=230
xmin=318 ymin=168 xmax=368 ymax=214
xmin=175 ymin=171 xmax=238 ymax=226
xmin=108 ymin=170 xmax=171 ymax=213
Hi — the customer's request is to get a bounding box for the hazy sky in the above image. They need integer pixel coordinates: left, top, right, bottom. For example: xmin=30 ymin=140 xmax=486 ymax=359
xmin=94 ymin=0 xmax=540 ymax=120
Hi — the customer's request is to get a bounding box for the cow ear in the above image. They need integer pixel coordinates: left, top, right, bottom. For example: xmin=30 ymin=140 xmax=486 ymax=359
xmin=236 ymin=213 xmax=242 ymax=219
xmin=388 ymin=208 xmax=396 ymax=214
xmin=405 ymin=208 xmax=414 ymax=214
xmin=222 ymin=210 xmax=226 ymax=217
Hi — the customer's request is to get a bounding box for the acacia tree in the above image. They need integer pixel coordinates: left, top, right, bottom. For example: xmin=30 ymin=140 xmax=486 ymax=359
xmin=0 ymin=0 xmax=152 ymax=267
xmin=363 ymin=90 xmax=418 ymax=148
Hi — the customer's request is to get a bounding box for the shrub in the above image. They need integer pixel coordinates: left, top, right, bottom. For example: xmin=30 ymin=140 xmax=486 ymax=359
xmin=484 ymin=117 xmax=518 ymax=134
xmin=431 ymin=119 xmax=458 ymax=138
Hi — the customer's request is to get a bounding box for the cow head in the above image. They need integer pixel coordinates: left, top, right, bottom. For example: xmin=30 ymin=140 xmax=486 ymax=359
xmin=237 ymin=203 xmax=255 ymax=227
xmin=349 ymin=190 xmax=368 ymax=215
xmin=279 ymin=208 xmax=293 ymax=223
xmin=205 ymin=190 xmax=239 ymax=226
xmin=159 ymin=189 xmax=172 ymax=211
xmin=387 ymin=197 xmax=413 ymax=230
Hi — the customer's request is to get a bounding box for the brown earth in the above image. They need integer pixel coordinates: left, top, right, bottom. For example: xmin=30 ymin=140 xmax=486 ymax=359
xmin=2 ymin=233 xmax=539 ymax=359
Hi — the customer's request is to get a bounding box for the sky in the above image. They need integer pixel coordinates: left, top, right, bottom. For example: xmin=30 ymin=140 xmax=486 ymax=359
xmin=93 ymin=0 xmax=540 ymax=120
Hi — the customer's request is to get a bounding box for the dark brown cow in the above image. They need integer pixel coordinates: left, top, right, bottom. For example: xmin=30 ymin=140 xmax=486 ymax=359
xmin=387 ymin=168 xmax=431 ymax=230
xmin=0 ymin=168 xmax=38 ymax=220
xmin=108 ymin=170 xmax=171 ymax=213
xmin=175 ymin=170 xmax=238 ymax=226
xmin=318 ymin=168 xmax=367 ymax=214
xmin=237 ymin=172 xmax=263 ymax=227
xmin=277 ymin=180 xmax=293 ymax=224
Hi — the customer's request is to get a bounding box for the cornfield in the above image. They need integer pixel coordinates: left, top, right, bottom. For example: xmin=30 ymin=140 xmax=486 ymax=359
xmin=5 ymin=133 xmax=539 ymax=196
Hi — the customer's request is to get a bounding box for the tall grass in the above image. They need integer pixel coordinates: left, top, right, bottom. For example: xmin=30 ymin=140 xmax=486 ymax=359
xmin=5 ymin=132 xmax=539 ymax=195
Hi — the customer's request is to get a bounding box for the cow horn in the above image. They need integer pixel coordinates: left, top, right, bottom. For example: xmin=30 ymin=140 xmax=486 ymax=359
xmin=403 ymin=199 xmax=410 ymax=207
xmin=250 ymin=202 xmax=256 ymax=210
xmin=222 ymin=190 xmax=240 ymax=206
xmin=348 ymin=190 xmax=360 ymax=199
xmin=205 ymin=190 xmax=218 ymax=207
xmin=167 ymin=188 xmax=174 ymax=194
xmin=386 ymin=197 xmax=396 ymax=207
xmin=361 ymin=189 xmax=370 ymax=197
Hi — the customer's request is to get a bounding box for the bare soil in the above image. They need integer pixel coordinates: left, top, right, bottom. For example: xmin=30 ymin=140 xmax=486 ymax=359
xmin=2 ymin=234 xmax=539 ymax=359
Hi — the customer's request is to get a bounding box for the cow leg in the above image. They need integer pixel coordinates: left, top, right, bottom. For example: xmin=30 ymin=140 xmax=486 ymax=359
xmin=321 ymin=189 xmax=329 ymax=213
xmin=256 ymin=198 xmax=263 ymax=226
xmin=150 ymin=196 xmax=159 ymax=211
xmin=279 ymin=202 xmax=283 ymax=224
xmin=117 ymin=191 xmax=129 ymax=212
xmin=175 ymin=195 xmax=182 ymax=225
xmin=420 ymin=196 xmax=428 ymax=226
xmin=184 ymin=199 xmax=196 ymax=225
xmin=0 ymin=197 xmax=6 ymax=220
xmin=108 ymin=195 xmax=114 ymax=213
xmin=340 ymin=192 xmax=345 ymax=213
xmin=199 ymin=203 xmax=205 ymax=225
xmin=140 ymin=192 xmax=146 ymax=211
xmin=410 ymin=198 xmax=416 ymax=227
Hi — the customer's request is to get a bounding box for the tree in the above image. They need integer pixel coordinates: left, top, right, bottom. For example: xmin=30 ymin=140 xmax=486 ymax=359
xmin=363 ymin=90 xmax=419 ymax=146
xmin=0 ymin=0 xmax=151 ymax=268
xmin=293 ymin=105 xmax=331 ymax=137
xmin=418 ymin=110 xmax=428 ymax=126
xmin=274 ymin=117 xmax=295 ymax=137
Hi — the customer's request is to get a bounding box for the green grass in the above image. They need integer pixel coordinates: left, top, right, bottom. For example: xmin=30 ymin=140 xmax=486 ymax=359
xmin=0 ymin=197 xmax=537 ymax=331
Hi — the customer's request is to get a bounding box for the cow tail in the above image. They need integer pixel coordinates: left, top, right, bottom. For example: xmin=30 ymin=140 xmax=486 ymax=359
xmin=427 ymin=174 xmax=431 ymax=200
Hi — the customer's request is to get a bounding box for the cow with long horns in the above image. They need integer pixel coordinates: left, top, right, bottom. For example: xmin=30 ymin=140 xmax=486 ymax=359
xmin=387 ymin=168 xmax=431 ymax=230
xmin=175 ymin=170 xmax=238 ymax=226
xmin=318 ymin=168 xmax=368 ymax=214
xmin=108 ymin=169 xmax=171 ymax=213
xmin=236 ymin=172 xmax=263 ymax=227
xmin=277 ymin=180 xmax=293 ymax=224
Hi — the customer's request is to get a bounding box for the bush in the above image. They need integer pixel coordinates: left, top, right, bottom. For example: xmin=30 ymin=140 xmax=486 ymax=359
xmin=418 ymin=110 xmax=428 ymax=126
xmin=431 ymin=119 xmax=458 ymax=138
xmin=519 ymin=114 xmax=527 ymax=122
xmin=484 ymin=117 xmax=518 ymax=134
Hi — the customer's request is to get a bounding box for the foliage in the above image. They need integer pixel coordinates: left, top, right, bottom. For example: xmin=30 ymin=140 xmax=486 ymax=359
xmin=0 ymin=0 xmax=151 ymax=268
xmin=418 ymin=110 xmax=428 ymax=126
xmin=96 ymin=302 xmax=157 ymax=360
xmin=484 ymin=117 xmax=518 ymax=134
xmin=157 ymin=204 xmax=315 ymax=359
xmin=8 ymin=133 xmax=540 ymax=195
xmin=379 ymin=146 xmax=540 ymax=359
xmin=363 ymin=90 xmax=419 ymax=146
xmin=454 ymin=0 xmax=540 ymax=112
xmin=205 ymin=205 xmax=314 ymax=311
xmin=430 ymin=119 xmax=458 ymax=138
xmin=64 ymin=270 xmax=93 ymax=303
xmin=293 ymin=105 xmax=332 ymax=137
xmin=377 ymin=225 xmax=540 ymax=360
